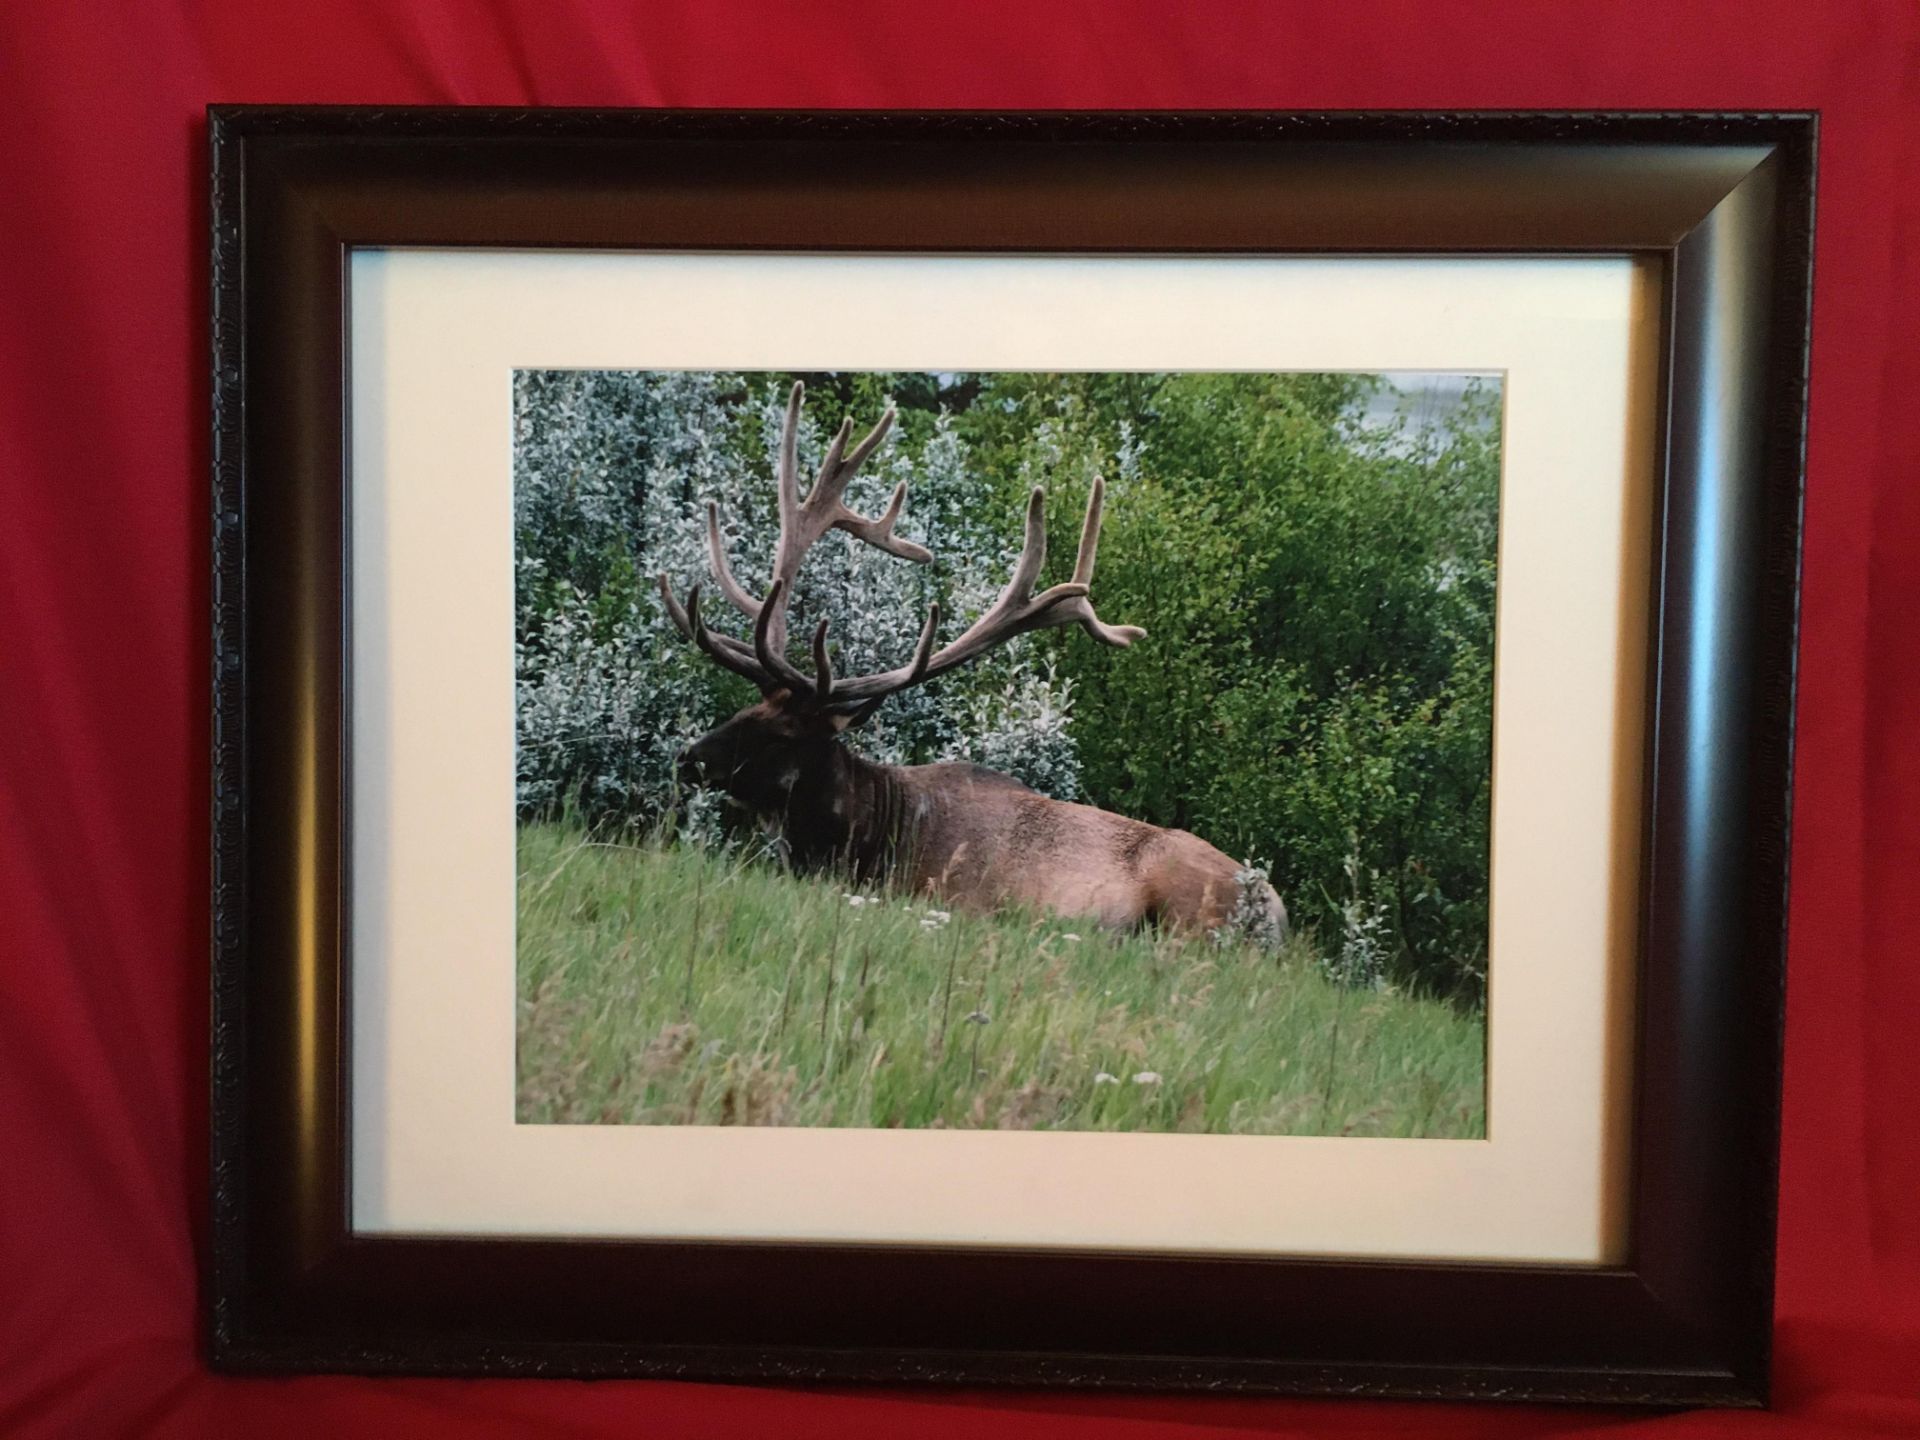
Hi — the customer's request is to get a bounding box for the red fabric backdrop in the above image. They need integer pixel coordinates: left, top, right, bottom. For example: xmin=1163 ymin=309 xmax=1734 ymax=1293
xmin=2 ymin=2 xmax=1915 ymax=1435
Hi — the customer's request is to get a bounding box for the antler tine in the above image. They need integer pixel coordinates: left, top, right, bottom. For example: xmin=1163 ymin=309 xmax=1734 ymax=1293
xmin=1065 ymin=603 xmax=1147 ymax=648
xmin=1012 ymin=486 xmax=1048 ymax=595
xmin=902 ymin=601 xmax=941 ymax=684
xmin=811 ymin=417 xmax=855 ymax=502
xmin=836 ymin=479 xmax=933 ymax=563
xmin=682 ymin=582 xmax=780 ymax=690
xmin=705 ymin=501 xmax=763 ymax=621
xmin=761 ymin=383 xmax=810 ymax=656
xmin=777 ymin=382 xmax=805 ymax=513
xmin=1063 ymin=477 xmax=1147 ymax=647
xmin=827 ymin=602 xmax=942 ymax=704
xmin=840 ymin=407 xmax=896 ymax=482
xmin=751 ymin=579 xmax=818 ymax=695
xmin=1071 ymin=475 xmax=1106 ymax=586
xmin=811 ymin=619 xmax=835 ymax=702
xmin=657 ymin=571 xmax=693 ymax=639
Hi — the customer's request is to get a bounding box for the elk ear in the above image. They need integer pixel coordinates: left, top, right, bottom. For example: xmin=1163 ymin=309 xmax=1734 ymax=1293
xmin=825 ymin=695 xmax=888 ymax=732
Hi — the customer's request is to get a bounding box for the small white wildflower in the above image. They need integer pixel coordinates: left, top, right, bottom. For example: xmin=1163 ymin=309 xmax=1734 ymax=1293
xmin=919 ymin=909 xmax=951 ymax=930
xmin=845 ymin=894 xmax=874 ymax=908
xmin=1093 ymin=1072 xmax=1120 ymax=1087
xmin=1131 ymin=1071 xmax=1161 ymax=1086
xmin=1060 ymin=933 xmax=1082 ymax=943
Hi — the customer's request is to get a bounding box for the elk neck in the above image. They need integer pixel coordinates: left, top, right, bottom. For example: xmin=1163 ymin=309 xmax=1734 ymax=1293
xmin=774 ymin=739 xmax=909 ymax=883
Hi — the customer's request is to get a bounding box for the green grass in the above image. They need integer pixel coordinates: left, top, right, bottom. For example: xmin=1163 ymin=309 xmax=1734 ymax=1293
xmin=516 ymin=823 xmax=1486 ymax=1136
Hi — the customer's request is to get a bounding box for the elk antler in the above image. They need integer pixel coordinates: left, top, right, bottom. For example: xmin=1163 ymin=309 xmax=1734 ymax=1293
xmin=662 ymin=381 xmax=933 ymax=700
xmin=661 ymin=382 xmax=1142 ymax=712
xmin=826 ymin=476 xmax=1144 ymax=704
xmin=705 ymin=381 xmax=931 ymax=652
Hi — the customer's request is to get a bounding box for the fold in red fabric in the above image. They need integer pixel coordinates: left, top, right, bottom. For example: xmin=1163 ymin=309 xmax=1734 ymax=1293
xmin=2 ymin=2 xmax=1915 ymax=1435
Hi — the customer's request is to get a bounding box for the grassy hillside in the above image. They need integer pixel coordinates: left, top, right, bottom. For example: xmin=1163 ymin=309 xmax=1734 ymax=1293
xmin=516 ymin=823 xmax=1485 ymax=1136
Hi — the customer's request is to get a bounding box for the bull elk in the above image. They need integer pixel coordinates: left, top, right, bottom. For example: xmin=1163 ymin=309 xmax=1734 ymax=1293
xmin=660 ymin=383 xmax=1287 ymax=944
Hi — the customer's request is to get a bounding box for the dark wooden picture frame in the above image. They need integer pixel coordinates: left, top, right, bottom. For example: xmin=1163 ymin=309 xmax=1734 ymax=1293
xmin=209 ymin=109 xmax=1813 ymax=1404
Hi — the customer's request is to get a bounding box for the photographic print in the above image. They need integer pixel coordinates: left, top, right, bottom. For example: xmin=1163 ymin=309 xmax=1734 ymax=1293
xmin=514 ymin=369 xmax=1499 ymax=1138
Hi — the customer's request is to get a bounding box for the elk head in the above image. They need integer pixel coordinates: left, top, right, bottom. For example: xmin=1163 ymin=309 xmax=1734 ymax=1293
xmin=659 ymin=382 xmax=1144 ymax=815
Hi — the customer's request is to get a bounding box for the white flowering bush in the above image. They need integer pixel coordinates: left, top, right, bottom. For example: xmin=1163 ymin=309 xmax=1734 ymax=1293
xmin=941 ymin=657 xmax=1080 ymax=799
xmin=514 ymin=371 xmax=1083 ymax=828
xmin=1324 ymin=840 xmax=1394 ymax=991
xmin=1215 ymin=859 xmax=1288 ymax=954
xmin=512 ymin=572 xmax=717 ymax=824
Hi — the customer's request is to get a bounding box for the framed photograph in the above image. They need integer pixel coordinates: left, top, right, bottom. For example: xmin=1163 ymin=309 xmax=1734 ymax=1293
xmin=209 ymin=109 xmax=1812 ymax=1403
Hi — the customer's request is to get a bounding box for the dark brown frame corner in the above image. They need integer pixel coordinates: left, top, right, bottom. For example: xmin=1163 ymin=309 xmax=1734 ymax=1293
xmin=209 ymin=109 xmax=1813 ymax=1404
